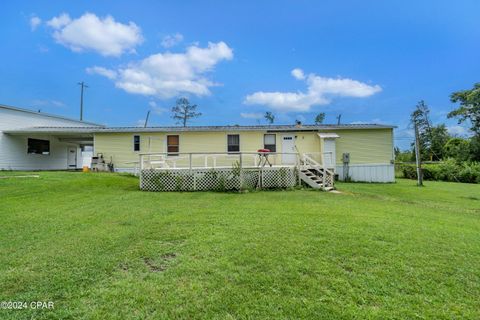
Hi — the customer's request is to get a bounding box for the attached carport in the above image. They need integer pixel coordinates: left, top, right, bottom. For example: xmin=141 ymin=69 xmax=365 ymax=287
xmin=2 ymin=127 xmax=96 ymax=170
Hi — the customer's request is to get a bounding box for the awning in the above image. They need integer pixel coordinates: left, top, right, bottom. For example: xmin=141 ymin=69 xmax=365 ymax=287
xmin=317 ymin=133 xmax=340 ymax=139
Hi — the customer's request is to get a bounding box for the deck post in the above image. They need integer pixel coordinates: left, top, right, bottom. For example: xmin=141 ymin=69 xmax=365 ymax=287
xmin=297 ymin=154 xmax=301 ymax=186
xmin=239 ymin=153 xmax=243 ymax=190
xmin=189 ymin=153 xmax=192 ymax=173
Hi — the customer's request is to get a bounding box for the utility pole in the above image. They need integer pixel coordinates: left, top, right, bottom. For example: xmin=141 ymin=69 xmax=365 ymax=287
xmin=336 ymin=114 xmax=342 ymax=125
xmin=144 ymin=110 xmax=151 ymax=128
xmin=414 ymin=122 xmax=423 ymax=186
xmin=78 ymin=81 xmax=89 ymax=121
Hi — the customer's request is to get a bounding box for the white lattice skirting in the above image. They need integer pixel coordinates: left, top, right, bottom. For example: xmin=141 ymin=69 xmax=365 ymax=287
xmin=140 ymin=167 xmax=299 ymax=192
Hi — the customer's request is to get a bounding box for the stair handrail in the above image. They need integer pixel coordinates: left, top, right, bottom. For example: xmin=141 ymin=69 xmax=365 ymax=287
xmin=303 ymin=153 xmax=322 ymax=169
xmin=303 ymin=153 xmax=335 ymax=189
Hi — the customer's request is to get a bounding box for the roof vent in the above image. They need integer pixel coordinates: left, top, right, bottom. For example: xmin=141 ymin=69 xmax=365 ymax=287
xmin=295 ymin=120 xmax=302 ymax=128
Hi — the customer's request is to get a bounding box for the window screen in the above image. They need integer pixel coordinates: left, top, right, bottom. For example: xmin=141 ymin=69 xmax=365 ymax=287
xmin=28 ymin=138 xmax=50 ymax=155
xmin=264 ymin=134 xmax=276 ymax=152
xmin=227 ymin=134 xmax=240 ymax=152
xmin=133 ymin=135 xmax=141 ymax=151
xmin=167 ymin=135 xmax=179 ymax=155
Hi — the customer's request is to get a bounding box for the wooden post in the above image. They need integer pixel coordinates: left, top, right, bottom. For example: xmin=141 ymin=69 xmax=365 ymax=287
xmin=189 ymin=153 xmax=192 ymax=172
xmin=239 ymin=153 xmax=243 ymax=190
xmin=414 ymin=122 xmax=423 ymax=186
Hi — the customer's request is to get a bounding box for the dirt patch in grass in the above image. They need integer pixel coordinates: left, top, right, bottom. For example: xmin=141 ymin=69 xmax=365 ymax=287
xmin=143 ymin=253 xmax=177 ymax=272
xmin=462 ymin=196 xmax=480 ymax=201
xmin=143 ymin=257 xmax=166 ymax=272
xmin=161 ymin=252 xmax=177 ymax=260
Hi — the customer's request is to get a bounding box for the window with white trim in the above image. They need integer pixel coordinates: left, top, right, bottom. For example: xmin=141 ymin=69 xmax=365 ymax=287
xmin=133 ymin=135 xmax=141 ymax=151
xmin=227 ymin=134 xmax=240 ymax=152
xmin=167 ymin=135 xmax=179 ymax=155
xmin=264 ymin=134 xmax=276 ymax=152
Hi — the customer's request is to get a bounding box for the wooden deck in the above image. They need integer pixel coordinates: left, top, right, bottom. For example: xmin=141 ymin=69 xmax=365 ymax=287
xmin=138 ymin=152 xmax=335 ymax=192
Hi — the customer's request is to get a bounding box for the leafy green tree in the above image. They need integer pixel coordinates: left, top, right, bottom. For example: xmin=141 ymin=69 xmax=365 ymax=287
xmin=314 ymin=112 xmax=325 ymax=125
xmin=394 ymin=147 xmax=413 ymax=162
xmin=469 ymin=136 xmax=480 ymax=161
xmin=448 ymin=83 xmax=480 ymax=136
xmin=443 ymin=138 xmax=470 ymax=162
xmin=171 ymin=97 xmax=202 ymax=127
xmin=429 ymin=124 xmax=450 ymax=161
xmin=410 ymin=100 xmax=433 ymax=160
xmin=410 ymin=101 xmax=451 ymax=161
xmin=264 ymin=111 xmax=275 ymax=124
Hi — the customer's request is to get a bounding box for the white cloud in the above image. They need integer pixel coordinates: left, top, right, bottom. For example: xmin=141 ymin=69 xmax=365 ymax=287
xmin=30 ymin=16 xmax=42 ymax=31
xmin=240 ymin=112 xmax=263 ymax=119
xmin=161 ymin=33 xmax=183 ymax=48
xmin=46 ymin=13 xmax=70 ymax=29
xmin=31 ymin=99 xmax=66 ymax=108
xmin=447 ymin=125 xmax=468 ymax=136
xmin=46 ymin=12 xmax=143 ymax=56
xmin=37 ymin=44 xmax=49 ymax=53
xmin=86 ymin=66 xmax=117 ymax=80
xmin=291 ymin=68 xmax=305 ymax=80
xmin=350 ymin=118 xmax=387 ymax=125
xmin=89 ymin=41 xmax=233 ymax=98
xmin=135 ymin=119 xmax=146 ymax=126
xmin=149 ymin=101 xmax=168 ymax=115
xmin=245 ymin=68 xmax=381 ymax=112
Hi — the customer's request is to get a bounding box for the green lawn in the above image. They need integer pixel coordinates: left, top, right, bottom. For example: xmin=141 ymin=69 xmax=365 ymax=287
xmin=1 ymin=172 xmax=479 ymax=319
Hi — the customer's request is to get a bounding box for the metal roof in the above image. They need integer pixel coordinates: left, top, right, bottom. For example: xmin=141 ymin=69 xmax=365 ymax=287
xmin=0 ymin=103 xmax=104 ymax=127
xmin=3 ymin=123 xmax=395 ymax=134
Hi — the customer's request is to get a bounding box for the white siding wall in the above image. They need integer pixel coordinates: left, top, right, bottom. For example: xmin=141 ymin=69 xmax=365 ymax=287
xmin=335 ymin=164 xmax=395 ymax=183
xmin=0 ymin=107 xmax=94 ymax=170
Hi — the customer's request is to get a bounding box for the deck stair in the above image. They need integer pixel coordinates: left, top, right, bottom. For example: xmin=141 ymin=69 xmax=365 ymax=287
xmin=300 ymin=154 xmax=335 ymax=191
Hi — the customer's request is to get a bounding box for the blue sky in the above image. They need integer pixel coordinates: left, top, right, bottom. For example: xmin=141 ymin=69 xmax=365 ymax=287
xmin=1 ymin=1 xmax=479 ymax=149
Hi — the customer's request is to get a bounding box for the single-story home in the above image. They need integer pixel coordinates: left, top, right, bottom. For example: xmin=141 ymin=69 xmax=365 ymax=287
xmin=1 ymin=104 xmax=396 ymax=182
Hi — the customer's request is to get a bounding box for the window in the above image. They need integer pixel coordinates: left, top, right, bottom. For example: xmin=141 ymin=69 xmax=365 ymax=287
xmin=264 ymin=134 xmax=276 ymax=152
xmin=133 ymin=135 xmax=141 ymax=152
xmin=167 ymin=135 xmax=179 ymax=155
xmin=28 ymin=138 xmax=50 ymax=155
xmin=227 ymin=134 xmax=240 ymax=152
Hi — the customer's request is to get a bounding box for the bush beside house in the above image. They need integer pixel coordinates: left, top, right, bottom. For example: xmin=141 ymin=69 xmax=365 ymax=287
xmin=399 ymin=160 xmax=480 ymax=183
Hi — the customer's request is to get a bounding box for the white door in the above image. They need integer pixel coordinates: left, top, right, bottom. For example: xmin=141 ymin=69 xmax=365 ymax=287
xmin=67 ymin=147 xmax=77 ymax=169
xmin=281 ymin=135 xmax=296 ymax=164
xmin=323 ymin=139 xmax=336 ymax=168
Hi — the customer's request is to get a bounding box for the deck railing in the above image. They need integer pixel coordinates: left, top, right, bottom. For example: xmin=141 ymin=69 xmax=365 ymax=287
xmin=139 ymin=151 xmax=302 ymax=171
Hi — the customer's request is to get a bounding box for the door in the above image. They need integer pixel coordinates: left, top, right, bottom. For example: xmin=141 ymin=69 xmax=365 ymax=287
xmin=67 ymin=147 xmax=77 ymax=169
xmin=323 ymin=139 xmax=336 ymax=168
xmin=281 ymin=135 xmax=296 ymax=164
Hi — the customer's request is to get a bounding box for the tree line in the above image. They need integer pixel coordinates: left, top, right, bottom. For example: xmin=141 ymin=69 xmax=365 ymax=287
xmin=169 ymin=97 xmax=328 ymax=126
xmin=396 ymin=83 xmax=480 ymax=163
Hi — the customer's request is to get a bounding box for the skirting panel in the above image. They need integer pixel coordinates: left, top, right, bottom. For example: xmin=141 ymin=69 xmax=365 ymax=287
xmin=140 ymin=167 xmax=299 ymax=192
xmin=335 ymin=164 xmax=395 ymax=182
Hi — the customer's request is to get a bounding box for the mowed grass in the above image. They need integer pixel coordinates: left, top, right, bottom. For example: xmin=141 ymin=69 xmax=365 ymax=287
xmin=0 ymin=172 xmax=479 ymax=319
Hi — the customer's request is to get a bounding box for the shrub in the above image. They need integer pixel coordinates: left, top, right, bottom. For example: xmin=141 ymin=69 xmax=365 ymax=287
xmin=399 ymin=160 xmax=479 ymax=184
